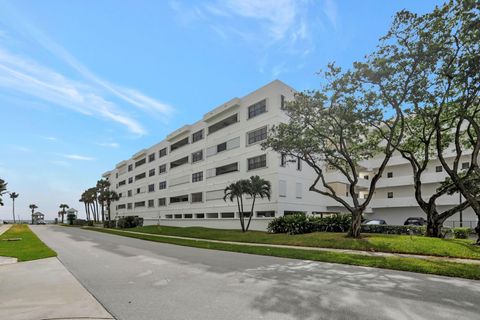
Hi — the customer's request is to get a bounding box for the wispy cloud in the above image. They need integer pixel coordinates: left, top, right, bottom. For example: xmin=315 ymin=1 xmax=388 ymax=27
xmin=62 ymin=154 xmax=95 ymax=161
xmin=322 ymin=0 xmax=339 ymax=29
xmin=41 ymin=136 xmax=57 ymax=141
xmin=96 ymin=142 xmax=120 ymax=148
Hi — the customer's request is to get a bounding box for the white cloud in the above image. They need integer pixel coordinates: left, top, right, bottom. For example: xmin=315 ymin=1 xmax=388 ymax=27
xmin=62 ymin=154 xmax=95 ymax=161
xmin=322 ymin=0 xmax=339 ymax=29
xmin=41 ymin=136 xmax=57 ymax=141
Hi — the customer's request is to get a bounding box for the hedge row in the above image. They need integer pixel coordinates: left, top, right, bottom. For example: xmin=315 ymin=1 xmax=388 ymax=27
xmin=267 ymin=213 xmax=351 ymax=235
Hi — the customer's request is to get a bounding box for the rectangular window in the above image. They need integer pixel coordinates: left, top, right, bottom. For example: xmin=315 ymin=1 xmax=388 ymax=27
xmin=148 ymin=153 xmax=155 ymax=162
xmin=191 ymin=192 xmax=203 ymax=203
xmin=127 ymin=203 xmax=132 ymax=210
xmin=170 ymin=194 xmax=188 ymax=203
xmin=184 ymin=214 xmax=193 ymax=219
xmin=159 ymin=148 xmax=167 ymax=158
xmin=118 ymin=180 xmax=126 ymax=186
xmin=159 ymin=164 xmax=167 ymax=174
xmin=387 ymin=172 xmax=393 ymax=178
xmin=192 ymin=171 xmax=203 ymax=182
xmin=159 ymin=181 xmax=167 ymax=190
xmin=387 ymin=192 xmax=394 ymax=198
xmin=170 ymin=137 xmax=189 ymax=152
xmin=257 ymin=211 xmax=275 ymax=218
xmin=148 ymin=199 xmax=154 ymax=208
xmin=128 ymin=177 xmax=133 ymax=184
xmin=135 ymin=172 xmax=146 ymax=181
xmin=158 ymin=198 xmax=166 ymax=206
xmin=117 ymin=204 xmax=126 ymax=210
xmin=165 ymin=214 xmax=173 ymax=219
xmin=221 ymin=212 xmax=235 ymax=218
xmin=462 ymin=162 xmax=470 ymax=170
xmin=148 ymin=184 xmax=155 ymax=192
xmin=206 ymin=212 xmax=218 ymax=219
xmin=436 ymin=166 xmax=443 ymax=172
xmin=296 ymin=182 xmax=303 ymax=199
xmin=279 ymin=180 xmax=287 ymax=197
xmin=280 ymin=153 xmax=286 ymax=167
xmin=297 ymin=157 xmax=302 ymax=171
xmin=128 ymin=164 xmax=133 ymax=172
xmin=217 ymin=142 xmax=227 ymax=153
xmin=248 ymin=99 xmax=267 ymax=119
xmin=192 ymin=129 xmax=204 ymax=142
xmin=247 ymin=126 xmax=268 ymax=145
xmin=195 ymin=213 xmax=205 ymax=219
xmin=216 ymin=162 xmax=238 ymax=176
xmin=127 ymin=190 xmax=132 ymax=197
xmin=136 ymin=187 xmax=141 ymax=194
xmin=135 ymin=158 xmax=146 ymax=167
xmin=170 ymin=156 xmax=189 ymax=169
xmin=248 ymin=154 xmax=267 ymax=170
xmin=149 ymin=168 xmax=155 ymax=177
xmin=191 ymin=150 xmax=203 ymax=163
xmin=174 ymin=214 xmax=182 ymax=219
xmin=208 ymin=114 xmax=238 ymax=134
xmin=134 ymin=201 xmax=145 ymax=208
xmin=281 ymin=95 xmax=285 ymax=110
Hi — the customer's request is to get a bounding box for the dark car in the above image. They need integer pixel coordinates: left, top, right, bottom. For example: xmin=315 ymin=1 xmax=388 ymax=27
xmin=404 ymin=217 xmax=426 ymax=226
xmin=363 ymin=219 xmax=387 ymax=225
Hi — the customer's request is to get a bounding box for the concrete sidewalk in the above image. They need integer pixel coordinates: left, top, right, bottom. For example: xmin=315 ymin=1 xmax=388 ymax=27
xmin=0 ymin=257 xmax=114 ymax=320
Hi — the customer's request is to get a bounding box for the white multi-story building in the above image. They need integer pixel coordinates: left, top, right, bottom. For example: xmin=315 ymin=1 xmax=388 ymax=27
xmin=102 ymin=80 xmax=476 ymax=230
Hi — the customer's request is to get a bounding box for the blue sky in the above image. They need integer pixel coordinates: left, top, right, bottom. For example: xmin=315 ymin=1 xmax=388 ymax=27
xmin=0 ymin=0 xmax=443 ymax=220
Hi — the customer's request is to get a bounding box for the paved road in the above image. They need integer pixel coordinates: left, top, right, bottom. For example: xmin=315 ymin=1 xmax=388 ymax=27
xmin=32 ymin=225 xmax=480 ymax=320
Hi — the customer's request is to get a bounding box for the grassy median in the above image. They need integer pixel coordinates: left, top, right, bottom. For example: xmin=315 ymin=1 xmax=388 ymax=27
xmin=130 ymin=225 xmax=480 ymax=260
xmin=85 ymin=227 xmax=480 ymax=280
xmin=0 ymin=224 xmax=56 ymax=261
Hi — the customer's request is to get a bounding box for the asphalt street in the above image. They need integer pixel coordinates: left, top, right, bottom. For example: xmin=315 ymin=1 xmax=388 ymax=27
xmin=31 ymin=225 xmax=480 ymax=320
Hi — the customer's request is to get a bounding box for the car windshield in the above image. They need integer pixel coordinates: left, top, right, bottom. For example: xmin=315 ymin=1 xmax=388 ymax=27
xmin=365 ymin=220 xmax=381 ymax=225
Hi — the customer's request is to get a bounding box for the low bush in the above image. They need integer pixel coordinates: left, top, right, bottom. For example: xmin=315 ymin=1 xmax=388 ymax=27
xmin=103 ymin=220 xmax=117 ymax=228
xmin=117 ymin=216 xmax=144 ymax=229
xmin=72 ymin=219 xmax=93 ymax=226
xmin=66 ymin=213 xmax=76 ymax=225
xmin=361 ymin=225 xmax=427 ymax=235
xmin=268 ymin=214 xmax=351 ymax=235
xmin=452 ymin=228 xmax=472 ymax=239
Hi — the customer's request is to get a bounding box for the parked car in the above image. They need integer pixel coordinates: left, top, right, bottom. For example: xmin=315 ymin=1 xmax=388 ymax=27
xmin=363 ymin=219 xmax=387 ymax=225
xmin=404 ymin=217 xmax=426 ymax=226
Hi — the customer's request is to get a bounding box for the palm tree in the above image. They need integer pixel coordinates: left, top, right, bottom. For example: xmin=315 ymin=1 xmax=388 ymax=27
xmin=59 ymin=204 xmax=69 ymax=224
xmin=104 ymin=190 xmax=120 ymax=221
xmin=96 ymin=179 xmax=110 ymax=222
xmin=224 ymin=180 xmax=249 ymax=232
xmin=29 ymin=204 xmax=38 ymax=224
xmin=0 ymin=178 xmax=7 ymax=206
xmin=9 ymin=192 xmax=19 ymax=223
xmin=245 ymin=176 xmax=271 ymax=231
xmin=79 ymin=190 xmax=90 ymax=221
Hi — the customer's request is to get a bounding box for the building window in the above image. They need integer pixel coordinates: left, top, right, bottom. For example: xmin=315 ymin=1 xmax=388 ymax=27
xmin=257 ymin=211 xmax=275 ymax=218
xmin=134 ymin=201 xmax=145 ymax=208
xmin=280 ymin=153 xmax=286 ymax=167
xmin=127 ymin=203 xmax=132 ymax=210
xmin=170 ymin=156 xmax=189 ymax=169
xmin=170 ymin=194 xmax=188 ymax=203
xmin=159 ymin=148 xmax=167 ymax=158
xmin=208 ymin=114 xmax=238 ymax=135
xmin=117 ymin=204 xmax=126 ymax=210
xmin=206 ymin=212 xmax=218 ymax=219
xmin=148 ymin=199 xmax=154 ymax=208
xmin=159 ymin=181 xmax=167 ymax=190
xmin=192 ymin=129 xmax=204 ymax=142
xmin=247 ymin=126 xmax=268 ymax=145
xmin=128 ymin=177 xmax=133 ymax=184
xmin=217 ymin=142 xmax=227 ymax=153
xmin=115 ymin=172 xmax=118 ymax=178
xmin=297 ymin=157 xmax=302 ymax=171
xmin=158 ymin=198 xmax=166 ymax=206
xmin=128 ymin=164 xmax=133 ymax=172
xmin=296 ymin=182 xmax=303 ymax=199
xmin=135 ymin=158 xmax=146 ymax=168
xmin=221 ymin=212 xmax=235 ymax=218
xmin=436 ymin=166 xmax=443 ymax=172
xmin=148 ymin=153 xmax=155 ymax=162
xmin=281 ymin=95 xmax=285 ymax=110
xmin=148 ymin=184 xmax=155 ymax=192
xmin=170 ymin=137 xmax=189 ymax=152
xmin=165 ymin=214 xmax=173 ymax=219
xmin=174 ymin=214 xmax=182 ymax=219
xmin=149 ymin=168 xmax=155 ymax=177
xmin=216 ymin=162 xmax=238 ymax=176
xmin=248 ymin=154 xmax=267 ymax=170
xmin=184 ymin=214 xmax=193 ymax=219
xmin=192 ymin=171 xmax=203 ymax=182
xmin=118 ymin=180 xmax=126 ymax=186
xmin=195 ymin=213 xmax=205 ymax=219
xmin=136 ymin=187 xmax=141 ymax=194
xmin=192 ymin=150 xmax=203 ymax=163
xmin=191 ymin=192 xmax=203 ymax=203
xmin=387 ymin=192 xmax=394 ymax=198
xmin=462 ymin=162 xmax=470 ymax=170
xmin=279 ymin=180 xmax=287 ymax=197
xmin=387 ymin=172 xmax=393 ymax=178
xmin=135 ymin=172 xmax=146 ymax=181
xmin=248 ymin=99 xmax=266 ymax=119
xmin=159 ymin=164 xmax=166 ymax=174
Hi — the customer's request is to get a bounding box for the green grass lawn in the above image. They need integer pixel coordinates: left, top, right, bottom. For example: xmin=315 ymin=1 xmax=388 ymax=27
xmin=86 ymin=227 xmax=480 ymax=280
xmin=0 ymin=224 xmax=57 ymax=261
xmin=129 ymin=225 xmax=480 ymax=260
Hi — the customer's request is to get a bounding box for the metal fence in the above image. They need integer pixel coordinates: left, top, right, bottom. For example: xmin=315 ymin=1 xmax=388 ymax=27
xmin=443 ymin=220 xmax=477 ymax=228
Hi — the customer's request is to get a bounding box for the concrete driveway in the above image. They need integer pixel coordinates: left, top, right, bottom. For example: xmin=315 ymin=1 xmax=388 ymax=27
xmin=31 ymin=225 xmax=480 ymax=320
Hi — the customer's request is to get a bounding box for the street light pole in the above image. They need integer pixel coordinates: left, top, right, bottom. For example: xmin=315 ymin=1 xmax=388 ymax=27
xmin=459 ymin=192 xmax=463 ymax=228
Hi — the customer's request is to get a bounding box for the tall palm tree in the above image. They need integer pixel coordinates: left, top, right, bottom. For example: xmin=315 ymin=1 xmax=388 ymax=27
xmin=104 ymin=190 xmax=120 ymax=221
xmin=0 ymin=178 xmax=7 ymax=206
xmin=59 ymin=204 xmax=69 ymax=224
xmin=29 ymin=204 xmax=38 ymax=224
xmin=9 ymin=192 xmax=19 ymax=223
xmin=79 ymin=190 xmax=90 ymax=221
xmin=245 ymin=176 xmax=271 ymax=231
xmin=224 ymin=180 xmax=249 ymax=232
xmin=96 ymin=179 xmax=110 ymax=222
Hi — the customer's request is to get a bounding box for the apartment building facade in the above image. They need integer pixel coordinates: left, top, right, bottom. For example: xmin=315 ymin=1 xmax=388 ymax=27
xmin=102 ymin=80 xmax=476 ymax=230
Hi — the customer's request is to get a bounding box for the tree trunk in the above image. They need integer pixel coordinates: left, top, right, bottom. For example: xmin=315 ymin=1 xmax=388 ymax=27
xmin=236 ymin=197 xmax=245 ymax=232
xmin=31 ymin=209 xmax=34 ymax=224
xmin=12 ymin=199 xmax=15 ymax=223
xmin=245 ymin=196 xmax=256 ymax=232
xmin=426 ymin=218 xmax=443 ymax=238
xmin=348 ymin=210 xmax=363 ymax=238
xmin=61 ymin=211 xmax=65 ymax=224
xmin=101 ymin=201 xmax=105 ymax=222
xmin=475 ymin=218 xmax=480 ymax=245
xmin=107 ymin=200 xmax=111 ymax=221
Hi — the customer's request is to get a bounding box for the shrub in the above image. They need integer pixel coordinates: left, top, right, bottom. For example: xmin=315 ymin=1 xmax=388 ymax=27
xmin=452 ymin=228 xmax=472 ymax=239
xmin=361 ymin=225 xmax=427 ymax=235
xmin=268 ymin=214 xmax=351 ymax=235
xmin=72 ymin=219 xmax=87 ymax=226
xmin=117 ymin=216 xmax=144 ymax=229
xmin=66 ymin=213 xmax=76 ymax=225
xmin=103 ymin=220 xmax=117 ymax=228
